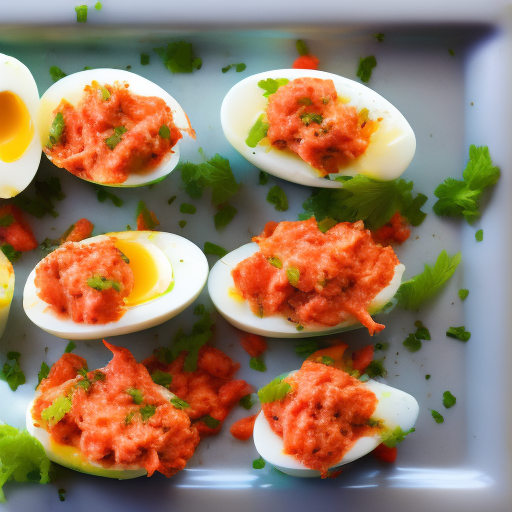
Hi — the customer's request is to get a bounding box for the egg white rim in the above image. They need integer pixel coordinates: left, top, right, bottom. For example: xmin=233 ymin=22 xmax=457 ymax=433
xmin=22 ymin=231 xmax=209 ymax=340
xmin=220 ymin=68 xmax=416 ymax=188
xmin=0 ymin=53 xmax=42 ymax=198
xmin=207 ymin=242 xmax=404 ymax=338
xmin=253 ymin=376 xmax=419 ymax=477
xmin=39 ymin=68 xmax=192 ymax=188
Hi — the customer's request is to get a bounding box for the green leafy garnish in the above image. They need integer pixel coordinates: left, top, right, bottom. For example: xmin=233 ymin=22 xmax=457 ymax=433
xmin=0 ymin=352 xmax=26 ymax=391
xmin=300 ymin=112 xmax=323 ymax=126
xmin=75 ymin=5 xmax=88 ymax=22
xmin=0 ymin=244 xmax=21 ymax=263
xmin=433 ymin=145 xmax=500 ymax=223
xmin=168 ymin=195 xmax=177 ymax=205
xmin=41 ymin=396 xmax=72 ymax=426
xmin=475 ymin=229 xmax=483 ymax=242
xmin=199 ymin=415 xmax=220 ymax=429
xmin=374 ymin=33 xmax=385 ymax=42
xmin=366 ymin=359 xmax=387 ymax=378
xmin=151 ymin=370 xmax=173 ymax=388
xmin=140 ymin=405 xmax=156 ymax=422
xmin=171 ymin=397 xmax=190 ymax=410
xmin=222 ymin=63 xmax=246 ymax=73
xmin=140 ymin=53 xmax=150 ymax=65
xmin=158 ymin=125 xmax=170 ymax=139
xmin=449 ymin=48 xmax=455 ymax=56
xmin=246 ymin=114 xmax=269 ymax=148
xmin=126 ymin=388 xmax=143 ymax=405
xmin=402 ymin=333 xmax=422 ymax=353
xmin=296 ymin=39 xmax=309 ymax=56
xmin=180 ymin=203 xmax=197 ymax=214
xmin=268 ymin=257 xmax=283 ymax=269
xmin=46 ymin=112 xmax=65 ymax=149
xmin=252 ymin=456 xmax=266 ymax=469
xmin=259 ymin=171 xmax=269 ymax=185
xmin=214 ymin=204 xmax=237 ymax=230
xmin=430 ymin=409 xmax=444 ymax=423
xmin=37 ymin=362 xmax=51 ymax=388
xmin=258 ymin=375 xmax=291 ymax=403
xmin=249 ymin=356 xmax=267 ymax=372
xmin=58 ymin=488 xmax=66 ymax=501
xmin=443 ymin=391 xmax=456 ymax=408
xmin=374 ymin=341 xmax=389 ymax=351
xmin=64 ymin=341 xmax=76 ymax=354
xmin=458 ymin=289 xmax=469 ymax=300
xmin=11 ymin=177 xmax=65 ymax=219
xmin=125 ymin=411 xmax=135 ymax=424
xmin=258 ymin=78 xmax=289 ymax=98
xmin=425 ymin=374 xmax=431 ymax=380
xmin=204 ymin=242 xmax=228 ymax=257
xmin=380 ymin=426 xmax=415 ymax=448
xmin=267 ymin=186 xmax=289 ymax=211
xmin=95 ymin=2 xmax=102 ymax=9
xmin=395 ymin=250 xmax=461 ymax=310
xmin=414 ymin=320 xmax=431 ymax=340
xmin=357 ymin=55 xmax=377 ymax=83
xmin=239 ymin=394 xmax=256 ymax=410
xmin=179 ymin=220 xmax=186 ymax=228
xmin=94 ymin=185 xmax=123 ymax=207
xmin=286 ymin=267 xmax=300 ymax=286
xmin=49 ymin=66 xmax=67 ymax=82
xmin=153 ymin=41 xmax=202 ymax=73
xmin=105 ymin=126 xmax=127 ymax=150
xmin=0 ymin=424 xmax=52 ymax=502
xmin=136 ymin=201 xmax=158 ymax=230
xmin=87 ymin=275 xmax=121 ymax=292
xmin=446 ymin=326 xmax=471 ymax=342
xmin=295 ymin=341 xmax=318 ymax=359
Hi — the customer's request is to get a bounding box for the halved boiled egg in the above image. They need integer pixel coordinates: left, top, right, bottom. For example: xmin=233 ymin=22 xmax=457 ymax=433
xmin=208 ymin=242 xmax=404 ymax=338
xmin=0 ymin=250 xmax=15 ymax=338
xmin=0 ymin=53 xmax=41 ymax=198
xmin=253 ymin=373 xmax=419 ymax=477
xmin=221 ymin=69 xmax=416 ymax=188
xmin=23 ymin=231 xmax=208 ymax=339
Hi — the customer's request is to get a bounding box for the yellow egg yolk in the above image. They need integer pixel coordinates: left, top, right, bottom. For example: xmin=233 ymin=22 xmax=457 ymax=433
xmin=0 ymin=90 xmax=34 ymax=163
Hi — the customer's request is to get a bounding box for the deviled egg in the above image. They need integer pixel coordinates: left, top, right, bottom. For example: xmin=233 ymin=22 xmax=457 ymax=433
xmin=0 ymin=53 xmax=41 ymax=198
xmin=23 ymin=231 xmax=208 ymax=339
xmin=221 ymin=69 xmax=416 ymax=188
xmin=0 ymin=250 xmax=15 ymax=338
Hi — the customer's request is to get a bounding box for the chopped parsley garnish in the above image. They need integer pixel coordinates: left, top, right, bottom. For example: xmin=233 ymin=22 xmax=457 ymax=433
xmin=75 ymin=5 xmax=88 ymax=23
xmin=430 ymin=409 xmax=444 ymax=423
xmin=425 ymin=374 xmax=431 ymax=380
xmin=11 ymin=176 xmax=65 ymax=219
xmin=158 ymin=125 xmax=171 ymax=139
xmin=249 ymin=356 xmax=267 ymax=372
xmin=94 ymin=185 xmax=123 ymax=207
xmin=199 ymin=415 xmax=220 ymax=429
xmin=295 ymin=340 xmax=318 ymax=358
xmin=37 ymin=362 xmax=51 ymax=388
xmin=446 ymin=326 xmax=471 ymax=342
xmin=258 ymin=375 xmax=291 ymax=403
xmin=380 ymin=426 xmax=415 ymax=448
xmin=49 ymin=66 xmax=67 ymax=82
xmin=203 ymin=242 xmax=228 ymax=257
xmin=168 ymin=195 xmax=177 ymax=205
xmin=179 ymin=220 xmax=187 ymax=228
xmin=153 ymin=41 xmax=202 ymax=73
xmin=374 ymin=341 xmax=389 ymax=351
xmin=443 ymin=391 xmax=456 ymax=408
xmin=458 ymin=289 xmax=469 ymax=300
xmin=357 ymin=55 xmax=377 ymax=83
xmin=222 ymin=63 xmax=246 ymax=73
xmin=180 ymin=203 xmax=197 ymax=214
xmin=58 ymin=488 xmax=66 ymax=502
xmin=246 ymin=113 xmax=269 ymax=148
xmin=105 ymin=126 xmax=127 ymax=150
xmin=140 ymin=405 xmax=156 ymax=422
xmin=267 ymin=185 xmax=289 ymax=211
xmin=140 ymin=53 xmax=150 ymax=65
xmin=64 ymin=341 xmax=76 ymax=353
xmin=46 ymin=112 xmax=65 ymax=149
xmin=87 ymin=275 xmax=121 ymax=292
xmin=395 ymin=250 xmax=461 ymax=310
xmin=41 ymin=396 xmax=72 ymax=426
xmin=1 ymin=244 xmax=21 ymax=263
xmin=136 ymin=201 xmax=158 ymax=230
xmin=286 ymin=267 xmax=300 ymax=286
xmin=258 ymin=78 xmax=289 ymax=97
xmin=239 ymin=394 xmax=256 ymax=410
xmin=214 ymin=204 xmax=237 ymax=230
xmin=365 ymin=359 xmax=387 ymax=378
xmin=259 ymin=171 xmax=269 ymax=185
xmin=414 ymin=320 xmax=431 ymax=340
xmin=301 ymin=176 xmax=427 ymax=230
xmin=300 ymin=112 xmax=323 ymax=126
xmin=296 ymin=39 xmax=309 ymax=56
xmin=433 ymin=145 xmax=499 ymax=223
xmin=179 ymin=151 xmax=239 ymax=207
xmin=252 ymin=456 xmax=266 ymax=469
xmin=171 ymin=397 xmax=190 ymax=410
xmin=151 ymin=370 xmax=173 ymax=388
xmin=448 ymin=48 xmax=455 ymax=56
xmin=0 ymin=352 xmax=26 ymax=391
xmin=95 ymin=2 xmax=102 ymax=9
xmin=475 ymin=229 xmax=483 ymax=242
xmin=99 ymin=86 xmax=110 ymax=101
xmin=125 ymin=411 xmax=135 ymax=424
xmin=268 ymin=257 xmax=283 ymax=269
xmin=374 ymin=33 xmax=385 ymax=42
xmin=126 ymin=388 xmax=143 ymax=405
xmin=194 ymin=304 xmax=205 ymax=315
xmin=321 ymin=356 xmax=335 ymax=366
xmin=402 ymin=333 xmax=422 ymax=353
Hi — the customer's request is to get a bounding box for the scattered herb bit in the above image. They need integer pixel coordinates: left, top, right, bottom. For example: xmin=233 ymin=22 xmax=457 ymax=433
xmin=395 ymin=250 xmax=461 ymax=310
xmin=49 ymin=66 xmax=67 ymax=82
xmin=414 ymin=320 xmax=431 ymax=340
xmin=93 ymin=371 xmax=105 ymax=381
xmin=46 ymin=112 xmax=65 ymax=149
xmin=37 ymin=362 xmax=51 ymax=388
xmin=402 ymin=333 xmax=422 ymax=353
xmin=87 ymin=275 xmax=121 ymax=292
xmin=214 ymin=204 xmax=237 ymax=230
xmin=64 ymin=341 xmax=76 ymax=353
xmin=425 ymin=374 xmax=431 ymax=380
xmin=259 ymin=171 xmax=269 ymax=185
xmin=153 ymin=41 xmax=202 ymax=73
xmin=252 ymin=456 xmax=266 ymax=469
xmin=136 ymin=201 xmax=158 ymax=230
xmin=94 ymin=185 xmax=124 ymax=207
xmin=179 ymin=220 xmax=187 ymax=228
xmin=99 ymin=86 xmax=110 ymax=101
xmin=443 ymin=391 xmax=456 ymax=408
xmin=374 ymin=33 xmax=385 ymax=42
xmin=0 ymin=352 xmax=26 ymax=391
xmin=300 ymin=112 xmax=323 ymax=126
xmin=171 ymin=397 xmax=190 ymax=410
xmin=246 ymin=114 xmax=269 ymax=148
xmin=180 ymin=203 xmax=197 ymax=214
xmin=448 ymin=48 xmax=455 ymax=56
xmin=249 ymin=356 xmax=267 ymax=372
xmin=374 ymin=341 xmax=389 ymax=351
xmin=295 ymin=340 xmax=318 ymax=359
xmin=11 ymin=177 xmax=65 ymax=219
xmin=458 ymin=289 xmax=469 ymax=300
xmin=126 ymin=388 xmax=143 ymax=405
xmin=296 ymin=324 xmax=304 ymax=331
xmin=75 ymin=5 xmax=88 ymax=23
xmin=267 ymin=186 xmax=289 ymax=211
xmin=125 ymin=411 xmax=135 ymax=425
xmin=239 ymin=394 xmax=256 ymax=410
xmin=475 ymin=229 xmax=483 ymax=242
xmin=41 ymin=396 xmax=72 ymax=426
xmin=296 ymin=39 xmax=309 ymax=56
xmin=194 ymin=304 xmax=205 ymax=315
xmin=140 ymin=53 xmax=150 ymax=65
xmin=200 ymin=415 xmax=220 ymax=429
xmin=222 ymin=63 xmax=246 ymax=73
xmin=321 ymin=356 xmax=335 ymax=366
xmin=257 ymin=78 xmax=289 ymax=98
xmin=446 ymin=326 xmax=471 ymax=342
xmin=1 ymin=244 xmax=21 ymax=263
xmin=268 ymin=257 xmax=283 ymax=269
xmin=433 ymin=145 xmax=499 ymax=223
xmin=258 ymin=375 xmax=291 ymax=403
xmin=151 ymin=370 xmax=173 ymax=388
xmin=105 ymin=126 xmax=127 ymax=150
xmin=380 ymin=426 xmax=415 ymax=448
xmin=357 ymin=55 xmax=377 ymax=83
xmin=203 ymin=242 xmax=228 ymax=257
xmin=58 ymin=488 xmax=66 ymax=502
xmin=159 ymin=124 xmax=170 ymax=139
xmin=140 ymin=405 xmax=156 ymax=422
xmin=286 ymin=266 xmax=300 ymax=286
xmin=366 ymin=359 xmax=387 ymax=378
xmin=168 ymin=195 xmax=177 ymax=205
xmin=430 ymin=409 xmax=444 ymax=423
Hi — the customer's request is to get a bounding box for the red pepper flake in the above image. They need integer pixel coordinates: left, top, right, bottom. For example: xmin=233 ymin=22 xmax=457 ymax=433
xmin=0 ymin=204 xmax=38 ymax=251
xmin=63 ymin=218 xmax=94 ymax=243
xmin=292 ymin=54 xmax=320 ymax=70
xmin=230 ymin=413 xmax=257 ymax=440
xmin=351 ymin=344 xmax=374 ymax=373
xmin=372 ymin=443 xmax=397 ymax=463
xmin=240 ymin=333 xmax=268 ymax=358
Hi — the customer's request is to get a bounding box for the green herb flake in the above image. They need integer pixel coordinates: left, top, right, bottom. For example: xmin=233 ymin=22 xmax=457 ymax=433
xmin=94 ymin=185 xmax=123 ymax=207
xmin=159 ymin=124 xmax=170 ymax=139
xmin=357 ymin=55 xmax=377 ymax=83
xmin=36 ymin=362 xmax=51 ymax=388
xmin=458 ymin=289 xmax=469 ymax=300
xmin=402 ymin=333 xmax=422 ymax=353
xmin=46 ymin=112 xmax=65 ymax=149
xmin=199 ymin=415 xmax=220 ymax=429
xmin=430 ymin=409 xmax=444 ymax=423
xmin=414 ymin=320 xmax=431 ymax=340
xmin=239 ymin=394 xmax=256 ymax=410
xmin=446 ymin=326 xmax=471 ymax=342
xmin=75 ymin=5 xmax=88 ymax=23
xmin=153 ymin=41 xmax=202 ymax=73
xmin=258 ymin=375 xmax=292 ymax=403
xmin=95 ymin=1 xmax=102 ymax=9
xmin=11 ymin=176 xmax=65 ymax=219
xmin=140 ymin=405 xmax=156 ymax=422
xmin=126 ymin=388 xmax=143 ymax=405
xmin=300 ymin=112 xmax=323 ymax=126
xmin=267 ymin=257 xmax=282 ymax=269
xmin=125 ymin=411 xmax=135 ymax=425
xmin=286 ymin=267 xmax=300 ymax=287
xmin=93 ymin=371 xmax=106 ymax=381
xmin=41 ymin=396 xmax=72 ymax=426
xmin=374 ymin=342 xmax=389 ymax=351
xmin=1 ymin=244 xmax=21 ymax=263
xmin=58 ymin=488 xmax=66 ymax=501
xmin=64 ymin=341 xmax=76 ymax=354
xmin=140 ymin=53 xmax=150 ymax=65
xmin=296 ymin=39 xmax=309 ymax=56
xmin=204 ymin=242 xmax=228 ymax=257
xmin=475 ymin=229 xmax=484 ymax=242
xmin=0 ymin=352 xmax=26 ymax=391
xmin=380 ymin=426 xmax=415 ymax=448
xmin=245 ymin=113 xmax=269 ymax=148
xmin=396 ymin=250 xmax=461 ymax=310
xmin=259 ymin=171 xmax=269 ymax=185
xmin=249 ymin=356 xmax=267 ymax=372
xmin=252 ymin=456 xmax=266 ymax=469
xmin=194 ymin=304 xmax=205 ymax=315
xmin=168 ymin=195 xmax=177 ymax=205
xmin=267 ymin=185 xmax=289 ymax=211
xmin=180 ymin=203 xmax=197 ymax=215
xmin=443 ymin=391 xmax=456 ymax=408
xmin=136 ymin=201 xmax=158 ymax=230
xmin=87 ymin=275 xmax=121 ymax=292
xmin=179 ymin=220 xmax=187 ymax=228
xmin=374 ymin=33 xmax=385 ymax=42
xmin=448 ymin=48 xmax=455 ymax=56
xmin=222 ymin=63 xmax=247 ymax=73
xmin=151 ymin=370 xmax=173 ymax=388
xmin=295 ymin=340 xmax=318 ymax=359
xmin=105 ymin=126 xmax=127 ymax=150
xmin=433 ymin=145 xmax=499 ymax=224
xmin=49 ymin=66 xmax=67 ymax=82
xmin=257 ymin=78 xmax=289 ymax=98
xmin=214 ymin=204 xmax=237 ymax=230
xmin=321 ymin=356 xmax=335 ymax=366
xmin=171 ymin=397 xmax=190 ymax=410
xmin=316 ymin=217 xmax=338 ymax=233
xmin=366 ymin=359 xmax=387 ymax=378
xmin=425 ymin=374 xmax=431 ymax=380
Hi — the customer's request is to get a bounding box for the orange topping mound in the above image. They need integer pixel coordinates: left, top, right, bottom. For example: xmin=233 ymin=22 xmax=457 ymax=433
xmin=32 ymin=342 xmax=199 ymax=477
xmin=262 ymin=360 xmax=379 ymax=478
xmin=0 ymin=204 xmax=38 ymax=251
xmin=44 ymin=82 xmax=182 ymax=184
xmin=143 ymin=345 xmax=253 ymax=438
xmin=232 ymin=219 xmax=399 ymax=335
xmin=35 ymin=238 xmax=134 ymax=324
xmin=266 ymin=77 xmax=376 ymax=176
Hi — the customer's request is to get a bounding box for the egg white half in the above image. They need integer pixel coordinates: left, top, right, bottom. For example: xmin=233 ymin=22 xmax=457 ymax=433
xmin=0 ymin=53 xmax=41 ymax=198
xmin=39 ymin=68 xmax=193 ymax=187
xmin=23 ymin=231 xmax=208 ymax=340
xmin=221 ymin=69 xmax=416 ymax=188
xmin=0 ymin=250 xmax=15 ymax=338
xmin=253 ymin=377 xmax=419 ymax=477
xmin=207 ymin=242 xmax=404 ymax=338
